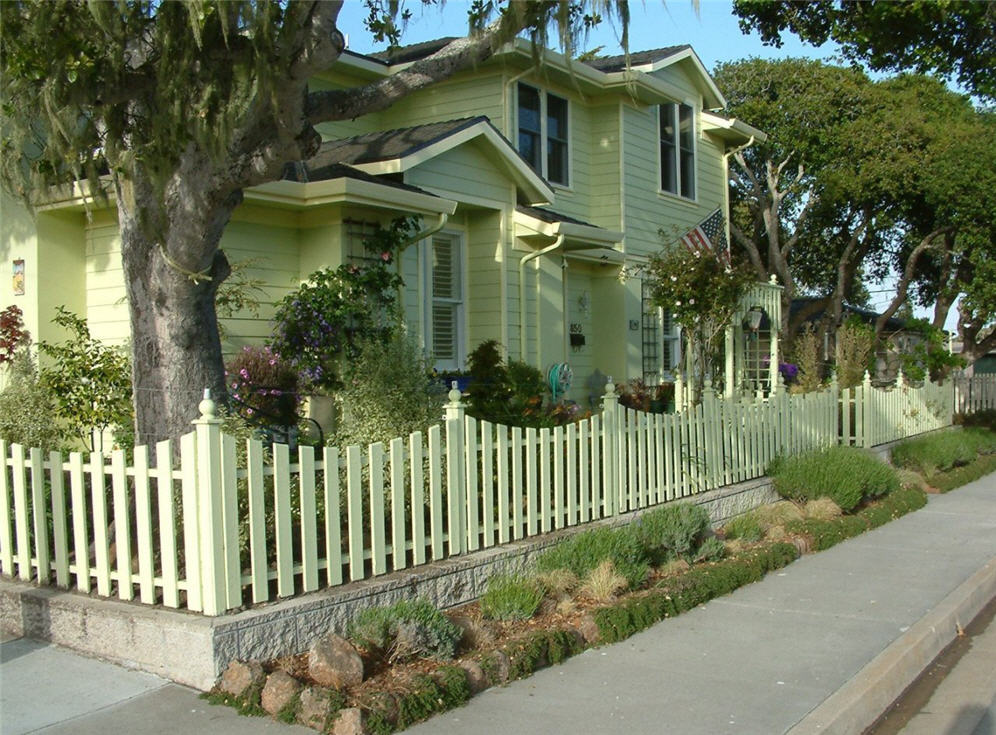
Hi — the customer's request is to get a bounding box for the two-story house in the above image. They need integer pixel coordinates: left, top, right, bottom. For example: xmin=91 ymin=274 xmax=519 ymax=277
xmin=1 ymin=38 xmax=764 ymax=405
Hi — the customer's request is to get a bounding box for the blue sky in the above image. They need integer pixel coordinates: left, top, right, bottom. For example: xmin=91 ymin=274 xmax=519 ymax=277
xmin=337 ymin=0 xmax=841 ymax=73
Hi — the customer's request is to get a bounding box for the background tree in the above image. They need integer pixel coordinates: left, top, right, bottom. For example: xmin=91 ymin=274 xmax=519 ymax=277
xmin=0 ymin=0 xmax=628 ymax=445
xmin=732 ymin=0 xmax=996 ymax=100
xmin=717 ymin=59 xmax=994 ymax=367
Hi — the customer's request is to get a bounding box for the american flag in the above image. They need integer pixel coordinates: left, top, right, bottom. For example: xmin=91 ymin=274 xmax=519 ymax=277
xmin=680 ymin=209 xmax=729 ymax=264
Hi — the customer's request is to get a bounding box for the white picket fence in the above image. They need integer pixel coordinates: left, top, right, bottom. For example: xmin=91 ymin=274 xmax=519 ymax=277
xmin=0 ymin=374 xmax=984 ymax=616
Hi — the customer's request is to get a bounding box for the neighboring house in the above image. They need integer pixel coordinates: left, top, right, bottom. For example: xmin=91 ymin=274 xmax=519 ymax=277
xmin=1 ymin=38 xmax=764 ymax=406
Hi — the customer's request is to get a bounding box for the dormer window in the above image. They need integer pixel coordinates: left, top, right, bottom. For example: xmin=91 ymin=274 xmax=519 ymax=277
xmin=660 ymin=103 xmax=695 ymax=199
xmin=517 ymin=83 xmax=569 ymax=186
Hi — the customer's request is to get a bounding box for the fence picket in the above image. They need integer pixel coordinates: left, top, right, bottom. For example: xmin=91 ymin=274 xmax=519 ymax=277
xmin=273 ymin=442 xmax=294 ymax=596
xmin=220 ymin=435 xmax=241 ymax=609
xmin=408 ymin=434 xmax=426 ymax=566
xmin=465 ymin=417 xmax=479 ymax=552
xmin=246 ymin=439 xmax=268 ymax=602
xmin=91 ymin=451 xmax=112 ymax=597
xmin=511 ymin=427 xmax=524 ymax=539
xmin=0 ymin=442 xmax=11 ymax=577
xmin=68 ymin=452 xmax=90 ymax=593
xmin=428 ymin=426 xmax=444 ymax=560
xmin=49 ymin=450 xmax=69 ymax=588
xmin=553 ymin=426 xmax=565 ymax=528
xmin=346 ymin=444 xmax=365 ymax=579
xmin=155 ymin=441 xmax=178 ymax=608
xmin=11 ymin=445 xmax=30 ymax=581
xmin=481 ymin=421 xmax=495 ymax=547
xmin=566 ymin=423 xmax=577 ymax=526
xmin=390 ymin=437 xmax=406 ymax=570
xmin=539 ymin=427 xmax=551 ymax=533
xmin=369 ymin=443 xmax=387 ymax=576
xmin=497 ymin=425 xmax=510 ymax=543
xmin=299 ymin=445 xmax=319 ymax=592
xmin=590 ymin=416 xmax=601 ymax=518
xmin=526 ymin=427 xmax=538 ymax=535
xmin=323 ymin=446 xmax=343 ymax=585
xmin=578 ymin=421 xmax=590 ymax=523
xmin=133 ymin=445 xmax=154 ymax=603
xmin=110 ymin=450 xmax=131 ymax=599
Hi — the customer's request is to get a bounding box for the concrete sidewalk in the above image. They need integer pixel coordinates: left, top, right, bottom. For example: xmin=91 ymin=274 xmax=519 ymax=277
xmin=2 ymin=474 xmax=994 ymax=735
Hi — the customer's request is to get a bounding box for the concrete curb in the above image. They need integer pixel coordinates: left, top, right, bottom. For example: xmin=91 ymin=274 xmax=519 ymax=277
xmin=787 ymin=555 xmax=996 ymax=735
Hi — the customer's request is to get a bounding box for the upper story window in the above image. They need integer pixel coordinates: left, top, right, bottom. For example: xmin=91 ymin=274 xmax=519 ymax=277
xmin=660 ymin=103 xmax=695 ymax=199
xmin=517 ymin=83 xmax=569 ymax=186
xmin=427 ymin=232 xmax=465 ymax=372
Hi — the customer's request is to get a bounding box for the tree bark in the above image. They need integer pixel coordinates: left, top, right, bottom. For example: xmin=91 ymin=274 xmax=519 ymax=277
xmin=117 ymin=173 xmax=236 ymax=446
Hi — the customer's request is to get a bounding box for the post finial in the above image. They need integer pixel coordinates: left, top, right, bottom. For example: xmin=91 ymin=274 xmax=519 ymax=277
xmin=447 ymin=380 xmax=463 ymax=406
xmin=198 ymin=388 xmax=217 ymax=420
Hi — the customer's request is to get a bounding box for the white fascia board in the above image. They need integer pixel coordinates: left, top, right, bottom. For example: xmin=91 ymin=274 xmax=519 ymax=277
xmin=514 ymin=209 xmax=623 ymax=246
xmin=700 ymin=112 xmax=768 ymax=144
xmin=33 ymin=180 xmax=113 ymax=212
xmin=246 ymin=178 xmax=457 ymax=216
xmin=331 ymin=51 xmax=390 ymax=77
xmin=350 ymin=121 xmax=555 ymax=205
xmin=636 ymin=47 xmax=726 ymax=109
xmin=602 ymin=70 xmax=690 ymax=106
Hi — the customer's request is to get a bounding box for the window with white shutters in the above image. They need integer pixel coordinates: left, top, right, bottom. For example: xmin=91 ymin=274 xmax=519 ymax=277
xmin=428 ymin=233 xmax=464 ymax=371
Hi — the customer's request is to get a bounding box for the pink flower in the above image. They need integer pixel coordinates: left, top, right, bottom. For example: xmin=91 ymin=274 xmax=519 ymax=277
xmin=380 ymin=252 xmax=390 ymax=261
xmin=246 ymin=408 xmax=254 ymax=415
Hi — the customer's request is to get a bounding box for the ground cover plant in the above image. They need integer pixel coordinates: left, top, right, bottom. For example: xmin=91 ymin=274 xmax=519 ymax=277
xmin=891 ymin=428 xmax=996 ymax=478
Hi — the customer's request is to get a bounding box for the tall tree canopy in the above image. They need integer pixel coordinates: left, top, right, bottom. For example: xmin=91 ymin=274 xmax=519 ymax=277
xmin=0 ymin=0 xmax=629 ymax=445
xmin=716 ymin=58 xmax=995 ymax=362
xmin=732 ymin=0 xmax=996 ymax=100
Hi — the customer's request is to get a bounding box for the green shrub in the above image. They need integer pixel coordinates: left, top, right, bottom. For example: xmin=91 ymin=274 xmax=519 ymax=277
xmin=504 ymin=630 xmax=584 ymax=680
xmin=785 ymin=487 xmax=926 ymax=550
xmin=631 ymin=502 xmax=710 ymax=563
xmin=694 ymin=536 xmax=726 ymax=562
xmin=480 ymin=574 xmax=546 ymax=621
xmin=892 ymin=428 xmax=996 ymax=477
xmin=955 ymin=410 xmax=996 ymax=432
xmin=347 ymin=599 xmax=461 ymax=662
xmin=722 ymin=513 xmax=763 ymax=543
xmin=535 ymin=525 xmax=650 ymax=589
xmin=770 ymin=446 xmax=900 ymax=511
xmin=390 ymin=667 xmax=471 ymax=731
xmin=932 ymin=454 xmax=996 ymax=492
xmin=0 ymin=351 xmax=65 ymax=451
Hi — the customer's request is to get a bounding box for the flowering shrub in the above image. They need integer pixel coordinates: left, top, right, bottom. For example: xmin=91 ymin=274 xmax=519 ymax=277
xmin=269 ymin=218 xmax=418 ymax=391
xmin=778 ymin=362 xmax=799 ymax=384
xmin=224 ymin=345 xmax=299 ymax=427
xmin=0 ymin=305 xmax=29 ymax=364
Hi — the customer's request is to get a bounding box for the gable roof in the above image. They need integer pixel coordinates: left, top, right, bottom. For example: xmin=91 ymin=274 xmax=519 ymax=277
xmin=307 ymin=116 xmax=553 ymax=205
xmin=583 ymin=45 xmax=690 ymax=72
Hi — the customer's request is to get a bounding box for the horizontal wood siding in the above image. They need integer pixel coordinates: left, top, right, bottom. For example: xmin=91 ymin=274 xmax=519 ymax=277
xmin=383 ymin=72 xmax=505 ymax=130
xmin=466 ymin=210 xmax=504 ymax=349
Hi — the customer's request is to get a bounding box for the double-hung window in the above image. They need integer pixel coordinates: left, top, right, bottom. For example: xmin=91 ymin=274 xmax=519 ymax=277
xmin=660 ymin=102 xmax=696 ymax=199
xmin=427 ymin=233 xmax=464 ymax=372
xmin=518 ymin=83 xmax=569 ymax=186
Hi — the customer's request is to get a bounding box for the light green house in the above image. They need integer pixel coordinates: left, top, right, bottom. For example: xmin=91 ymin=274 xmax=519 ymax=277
xmin=1 ymin=39 xmax=765 ymax=406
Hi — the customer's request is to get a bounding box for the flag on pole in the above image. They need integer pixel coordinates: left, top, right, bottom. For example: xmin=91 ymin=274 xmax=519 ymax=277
xmin=680 ymin=209 xmax=729 ymax=264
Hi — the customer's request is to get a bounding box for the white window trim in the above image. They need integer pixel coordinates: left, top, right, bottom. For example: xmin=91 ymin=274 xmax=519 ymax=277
xmin=421 ymin=230 xmax=467 ymax=372
xmin=657 ymin=101 xmax=698 ymax=202
xmin=516 ymin=82 xmax=572 ymax=189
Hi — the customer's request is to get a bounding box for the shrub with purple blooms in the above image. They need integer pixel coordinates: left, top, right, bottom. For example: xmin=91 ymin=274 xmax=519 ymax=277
xmin=269 ymin=218 xmax=419 ymax=392
xmin=225 ymin=346 xmax=299 ymax=426
xmin=778 ymin=362 xmax=799 ymax=385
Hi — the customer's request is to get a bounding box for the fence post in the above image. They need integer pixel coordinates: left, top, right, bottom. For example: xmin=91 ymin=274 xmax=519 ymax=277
xmin=675 ymin=371 xmax=685 ymax=411
xmin=444 ymin=382 xmax=466 ymax=555
xmin=601 ymin=377 xmax=619 ymax=516
xmin=701 ymin=378 xmax=719 ymax=489
xmin=191 ymin=390 xmax=229 ymax=616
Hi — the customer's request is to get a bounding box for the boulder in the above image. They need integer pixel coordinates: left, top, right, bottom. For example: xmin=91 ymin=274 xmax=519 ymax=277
xmin=457 ymin=660 xmax=487 ymax=694
xmin=308 ymin=634 xmax=365 ymax=689
xmin=332 ymin=707 xmax=366 ymax=735
xmin=261 ymin=670 xmax=301 ymax=716
xmin=219 ymin=659 xmax=265 ymax=699
xmin=576 ymin=614 xmax=601 ymax=645
xmin=297 ymin=686 xmax=332 ymax=731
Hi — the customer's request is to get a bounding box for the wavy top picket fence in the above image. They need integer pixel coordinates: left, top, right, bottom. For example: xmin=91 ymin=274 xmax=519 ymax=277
xmin=0 ymin=373 xmax=991 ymax=616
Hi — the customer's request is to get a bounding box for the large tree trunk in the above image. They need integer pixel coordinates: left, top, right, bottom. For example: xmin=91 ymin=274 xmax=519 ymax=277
xmin=117 ymin=175 xmax=236 ymax=446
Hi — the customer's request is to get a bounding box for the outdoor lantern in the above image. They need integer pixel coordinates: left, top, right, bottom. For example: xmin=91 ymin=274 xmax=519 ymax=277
xmin=745 ymin=306 xmax=763 ymax=331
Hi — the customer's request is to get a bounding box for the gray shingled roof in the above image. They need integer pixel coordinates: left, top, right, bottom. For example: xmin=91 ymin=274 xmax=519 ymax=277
xmin=280 ymin=161 xmax=438 ymax=197
xmin=354 ymin=36 xmax=692 ymax=74
xmin=303 ymin=117 xmax=486 ymax=168
xmin=516 ymin=204 xmax=600 ymax=229
xmin=584 ymin=44 xmax=691 ymax=72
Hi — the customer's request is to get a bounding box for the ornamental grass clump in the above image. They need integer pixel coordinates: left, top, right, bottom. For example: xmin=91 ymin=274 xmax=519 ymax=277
xmin=535 ymin=525 xmax=650 ymax=590
xmin=480 ymin=573 xmax=546 ymax=621
xmin=347 ymin=599 xmax=461 ymax=662
xmin=769 ymin=446 xmax=900 ymax=512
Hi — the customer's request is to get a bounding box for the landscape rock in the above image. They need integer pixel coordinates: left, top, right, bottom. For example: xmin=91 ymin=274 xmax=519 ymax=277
xmin=576 ymin=614 xmax=601 ymax=645
xmin=308 ymin=634 xmax=364 ymax=689
xmin=457 ymin=660 xmax=487 ymax=694
xmin=261 ymin=670 xmax=301 ymax=716
xmin=332 ymin=707 xmax=366 ymax=735
xmin=485 ymin=650 xmax=510 ymax=684
xmin=219 ymin=659 xmax=265 ymax=698
xmin=297 ymin=686 xmax=333 ymax=731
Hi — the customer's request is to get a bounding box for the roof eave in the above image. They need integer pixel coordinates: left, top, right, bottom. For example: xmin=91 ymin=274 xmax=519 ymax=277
xmin=700 ymin=112 xmax=768 ymax=145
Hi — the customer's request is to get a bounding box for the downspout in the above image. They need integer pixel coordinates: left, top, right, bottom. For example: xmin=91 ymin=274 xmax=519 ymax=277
xmin=519 ymin=234 xmax=565 ymax=365
xmin=562 ymin=256 xmax=569 ymax=363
